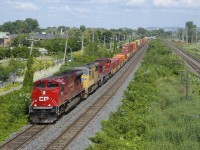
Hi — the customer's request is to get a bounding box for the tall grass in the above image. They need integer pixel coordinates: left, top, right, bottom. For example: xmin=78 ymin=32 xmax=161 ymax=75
xmin=86 ymin=39 xmax=200 ymax=150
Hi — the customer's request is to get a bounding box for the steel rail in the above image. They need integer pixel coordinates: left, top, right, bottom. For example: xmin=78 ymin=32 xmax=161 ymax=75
xmin=0 ymin=124 xmax=49 ymax=150
xmin=45 ymin=41 xmax=150 ymax=150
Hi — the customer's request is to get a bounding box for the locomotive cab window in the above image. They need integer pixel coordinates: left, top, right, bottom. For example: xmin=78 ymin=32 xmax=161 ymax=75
xmin=83 ymin=70 xmax=89 ymax=75
xmin=76 ymin=78 xmax=81 ymax=85
xmin=36 ymin=82 xmax=45 ymax=88
xmin=60 ymin=84 xmax=64 ymax=91
xmin=99 ymin=66 xmax=103 ymax=73
xmin=47 ymin=82 xmax=59 ymax=88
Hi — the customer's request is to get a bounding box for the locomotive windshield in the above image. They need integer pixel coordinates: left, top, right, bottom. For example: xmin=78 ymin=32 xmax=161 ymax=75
xmin=35 ymin=81 xmax=59 ymax=88
xmin=83 ymin=70 xmax=89 ymax=75
xmin=47 ymin=82 xmax=59 ymax=88
xmin=36 ymin=82 xmax=45 ymax=88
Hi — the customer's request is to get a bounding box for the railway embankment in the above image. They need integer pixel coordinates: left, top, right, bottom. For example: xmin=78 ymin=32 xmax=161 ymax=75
xmin=87 ymin=39 xmax=200 ymax=150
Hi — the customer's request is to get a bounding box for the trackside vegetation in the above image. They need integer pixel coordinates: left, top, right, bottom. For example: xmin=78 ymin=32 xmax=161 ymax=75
xmin=86 ymin=39 xmax=200 ymax=149
xmin=175 ymin=42 xmax=200 ymax=59
xmin=59 ymin=42 xmax=118 ymax=72
xmin=0 ymin=89 xmax=30 ymax=142
xmin=0 ymin=55 xmax=35 ymax=143
xmin=0 ymin=43 xmax=117 ymax=144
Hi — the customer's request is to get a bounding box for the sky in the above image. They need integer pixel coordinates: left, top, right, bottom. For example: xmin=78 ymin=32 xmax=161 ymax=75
xmin=0 ymin=0 xmax=200 ymax=29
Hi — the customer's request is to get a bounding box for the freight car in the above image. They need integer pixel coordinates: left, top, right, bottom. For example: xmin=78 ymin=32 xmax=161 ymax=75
xmin=30 ymin=38 xmax=148 ymax=123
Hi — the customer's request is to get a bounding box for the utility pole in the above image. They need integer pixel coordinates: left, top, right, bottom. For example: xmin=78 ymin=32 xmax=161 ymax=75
xmin=186 ymin=27 xmax=188 ymax=43
xmin=110 ymin=37 xmax=113 ymax=52
xmin=179 ymin=70 xmax=189 ymax=100
xmin=92 ymin=30 xmax=94 ymax=42
xmin=182 ymin=29 xmax=184 ymax=42
xmin=81 ymin=35 xmax=84 ymax=56
xmin=103 ymin=35 xmax=106 ymax=48
xmin=186 ymin=70 xmax=189 ymax=100
xmin=196 ymin=27 xmax=198 ymax=43
xmin=63 ymin=32 xmax=68 ymax=64
xmin=26 ymin=37 xmax=40 ymax=55
xmin=67 ymin=46 xmax=72 ymax=62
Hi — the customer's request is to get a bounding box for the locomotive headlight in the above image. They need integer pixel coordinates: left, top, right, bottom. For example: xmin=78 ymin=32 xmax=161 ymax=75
xmin=48 ymin=104 xmax=51 ymax=107
xmin=34 ymin=104 xmax=37 ymax=107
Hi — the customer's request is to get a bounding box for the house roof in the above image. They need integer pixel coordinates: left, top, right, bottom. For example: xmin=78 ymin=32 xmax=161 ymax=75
xmin=0 ymin=32 xmax=10 ymax=39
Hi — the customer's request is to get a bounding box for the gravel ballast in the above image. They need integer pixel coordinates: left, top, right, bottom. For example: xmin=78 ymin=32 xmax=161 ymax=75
xmin=67 ymin=51 xmax=145 ymax=150
xmin=1 ymin=45 xmax=147 ymax=150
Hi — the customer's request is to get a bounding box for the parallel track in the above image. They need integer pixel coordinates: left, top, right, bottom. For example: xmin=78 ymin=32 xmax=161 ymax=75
xmin=45 ymin=41 xmax=150 ymax=150
xmin=0 ymin=125 xmax=49 ymax=150
xmin=169 ymin=42 xmax=200 ymax=75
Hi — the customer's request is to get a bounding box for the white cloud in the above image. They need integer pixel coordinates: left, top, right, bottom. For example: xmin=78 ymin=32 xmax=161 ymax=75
xmin=154 ymin=0 xmax=200 ymax=8
xmin=126 ymin=0 xmax=145 ymax=6
xmin=73 ymin=7 xmax=90 ymax=13
xmin=44 ymin=0 xmax=60 ymax=3
xmin=62 ymin=6 xmax=71 ymax=11
xmin=7 ymin=1 xmax=37 ymax=10
xmin=91 ymin=0 xmax=145 ymax=5
xmin=92 ymin=0 xmax=124 ymax=3
xmin=48 ymin=5 xmax=90 ymax=14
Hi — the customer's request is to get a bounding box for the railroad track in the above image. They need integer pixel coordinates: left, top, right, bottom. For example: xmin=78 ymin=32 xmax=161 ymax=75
xmin=0 ymin=42 xmax=149 ymax=150
xmin=0 ymin=124 xmax=49 ymax=150
xmin=168 ymin=42 xmax=200 ymax=75
xmin=44 ymin=41 xmax=150 ymax=150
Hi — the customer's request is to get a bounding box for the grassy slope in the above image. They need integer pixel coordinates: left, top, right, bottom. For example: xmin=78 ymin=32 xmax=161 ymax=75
xmin=86 ymin=39 xmax=200 ymax=150
xmin=0 ymin=89 xmax=29 ymax=143
xmin=175 ymin=42 xmax=200 ymax=59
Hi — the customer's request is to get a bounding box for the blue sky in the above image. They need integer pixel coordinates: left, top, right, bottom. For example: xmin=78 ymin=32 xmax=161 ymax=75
xmin=0 ymin=0 xmax=200 ymax=29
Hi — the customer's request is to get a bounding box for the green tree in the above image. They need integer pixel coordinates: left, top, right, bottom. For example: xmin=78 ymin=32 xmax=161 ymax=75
xmin=5 ymin=48 xmax=13 ymax=58
xmin=11 ymin=34 xmax=30 ymax=46
xmin=8 ymin=58 xmax=25 ymax=84
xmin=1 ymin=21 xmax=15 ymax=33
xmin=23 ymin=55 xmax=34 ymax=89
xmin=12 ymin=46 xmax=29 ymax=58
xmin=101 ymin=31 xmax=113 ymax=43
xmin=13 ymin=20 xmax=30 ymax=33
xmin=45 ymin=39 xmax=64 ymax=55
xmin=185 ymin=21 xmax=197 ymax=43
xmin=177 ymin=28 xmax=184 ymax=41
xmin=57 ymin=26 xmax=70 ymax=33
xmin=25 ymin=18 xmax=39 ymax=32
xmin=0 ymin=47 xmax=6 ymax=60
xmin=84 ymin=42 xmax=98 ymax=55
xmin=0 ymin=65 xmax=10 ymax=87
xmin=137 ymin=27 xmax=148 ymax=38
xmin=80 ymin=25 xmax=86 ymax=32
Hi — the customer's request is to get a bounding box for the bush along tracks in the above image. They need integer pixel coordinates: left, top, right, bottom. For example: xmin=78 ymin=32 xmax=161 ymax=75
xmin=86 ymin=39 xmax=200 ymax=150
xmin=0 ymin=43 xmax=118 ymax=144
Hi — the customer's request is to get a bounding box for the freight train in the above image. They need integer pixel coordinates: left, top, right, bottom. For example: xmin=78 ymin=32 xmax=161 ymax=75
xmin=29 ymin=37 xmax=148 ymax=123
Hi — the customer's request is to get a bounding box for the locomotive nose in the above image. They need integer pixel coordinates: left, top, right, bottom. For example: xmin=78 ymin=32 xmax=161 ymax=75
xmin=32 ymin=89 xmax=58 ymax=107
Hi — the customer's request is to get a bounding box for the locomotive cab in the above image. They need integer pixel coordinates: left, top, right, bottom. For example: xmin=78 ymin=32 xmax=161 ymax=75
xmin=95 ymin=58 xmax=111 ymax=83
xmin=30 ymin=79 xmax=62 ymax=123
xmin=30 ymin=69 xmax=84 ymax=124
xmin=31 ymin=80 xmax=62 ymax=107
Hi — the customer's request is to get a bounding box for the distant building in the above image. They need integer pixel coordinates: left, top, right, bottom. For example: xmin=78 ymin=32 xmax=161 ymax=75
xmin=0 ymin=32 xmax=11 ymax=46
xmin=38 ymin=48 xmax=48 ymax=55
